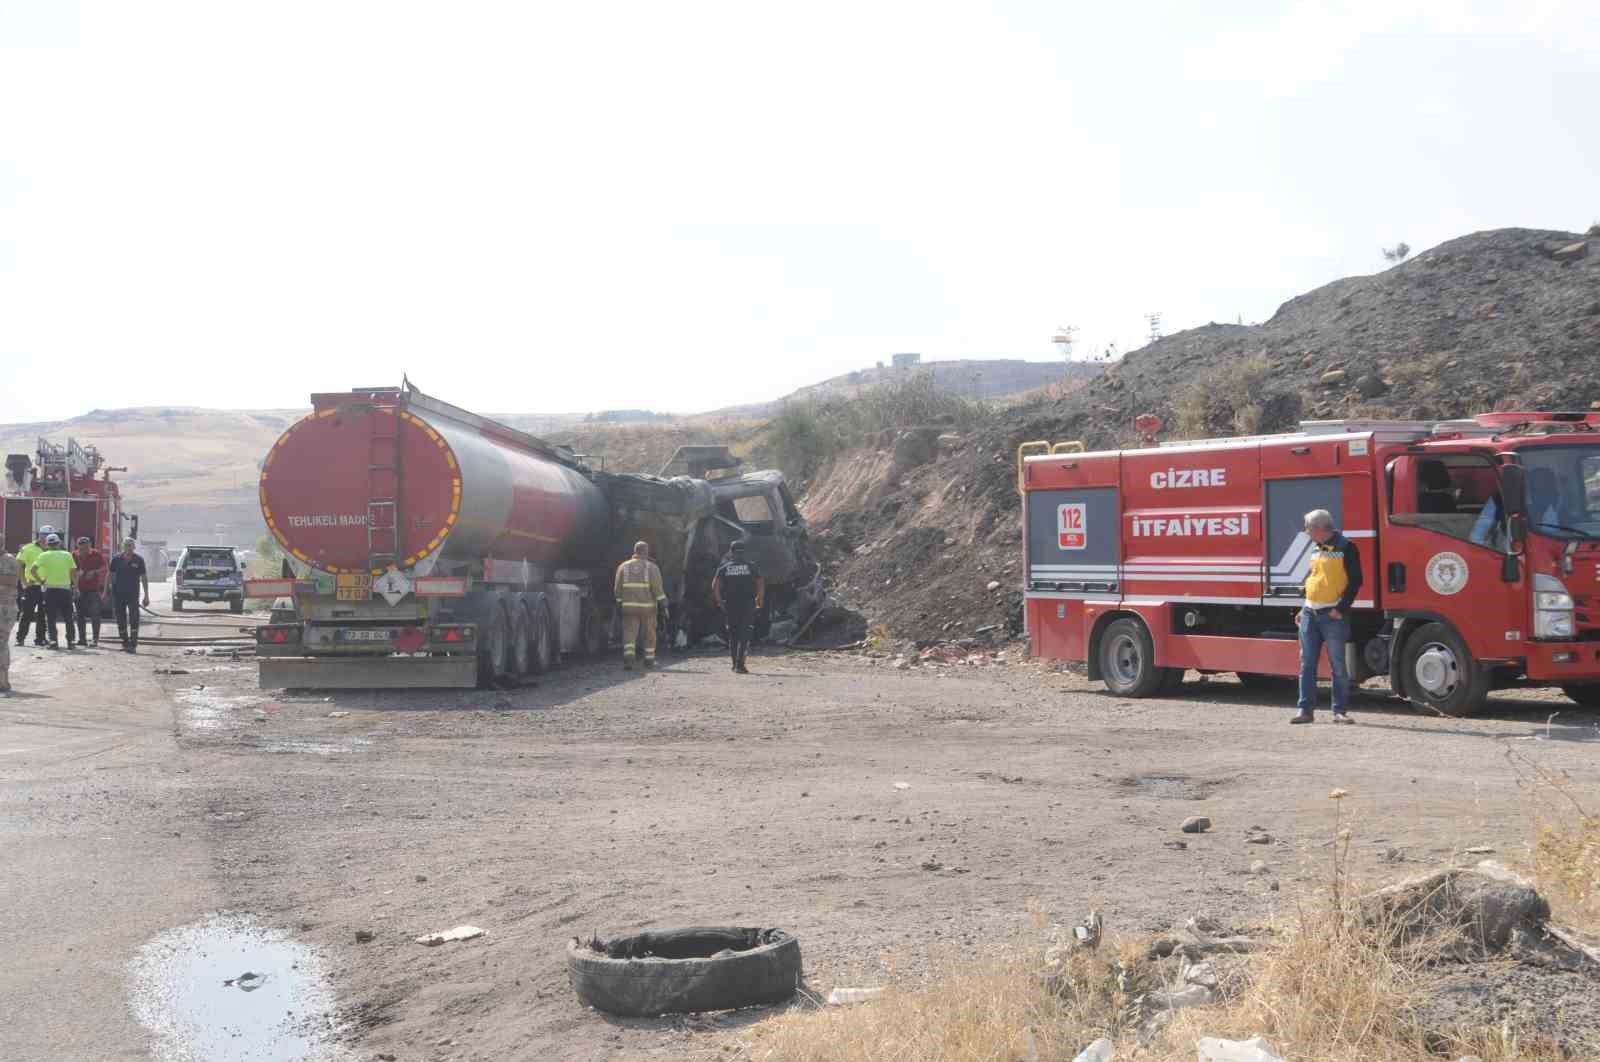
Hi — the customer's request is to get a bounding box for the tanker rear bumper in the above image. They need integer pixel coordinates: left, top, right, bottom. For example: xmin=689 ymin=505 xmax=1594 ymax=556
xmin=259 ymin=655 xmax=478 ymax=690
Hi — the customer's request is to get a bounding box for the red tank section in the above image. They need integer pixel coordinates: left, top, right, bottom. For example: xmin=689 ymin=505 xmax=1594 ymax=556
xmin=259 ymin=388 xmax=610 ymax=576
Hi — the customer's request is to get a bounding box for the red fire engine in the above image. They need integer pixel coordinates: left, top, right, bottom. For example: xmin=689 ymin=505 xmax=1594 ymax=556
xmin=1019 ymin=412 xmax=1600 ymax=716
xmin=2 ymin=438 xmax=130 ymax=557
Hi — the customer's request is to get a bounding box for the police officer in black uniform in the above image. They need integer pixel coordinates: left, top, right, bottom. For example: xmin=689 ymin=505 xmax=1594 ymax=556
xmin=712 ymin=540 xmax=764 ymax=674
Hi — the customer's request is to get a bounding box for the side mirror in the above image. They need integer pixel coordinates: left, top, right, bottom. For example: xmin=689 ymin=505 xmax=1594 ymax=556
xmin=1499 ymin=464 xmax=1526 ymax=518
xmin=1501 ymin=551 xmax=1521 ymax=583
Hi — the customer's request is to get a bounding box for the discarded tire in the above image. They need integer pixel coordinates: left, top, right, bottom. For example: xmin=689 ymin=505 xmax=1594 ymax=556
xmin=567 ymin=927 xmax=802 ymax=1016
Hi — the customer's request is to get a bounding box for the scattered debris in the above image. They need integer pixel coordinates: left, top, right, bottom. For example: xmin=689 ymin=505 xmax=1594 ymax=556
xmin=1163 ymin=840 xmax=1188 ymax=851
xmin=1463 ymin=845 xmax=1494 ymax=854
xmin=1071 ymin=1038 xmax=1114 ymax=1062
xmin=986 ymin=580 xmax=1001 ymax=591
xmin=354 ymin=930 xmax=375 ymax=943
xmin=414 ymin=925 xmax=484 ymax=947
xmin=251 ymin=710 xmax=268 ymax=723
xmin=1249 ymin=860 xmax=1269 ymax=875
xmin=826 ymin=986 xmax=886 ymax=1005
xmin=328 ymin=711 xmax=350 ymax=718
xmin=1180 ymin=816 xmax=1212 ymax=834
xmin=1244 ymin=828 xmax=1273 ymax=845
xmin=1195 ymin=1034 xmax=1284 ymax=1062
xmin=892 ymin=782 xmax=911 ymax=790
xmin=1363 ymin=861 xmax=1548 ymax=955
xmin=153 ymin=667 xmax=190 ymax=676
xmin=222 ymin=971 xmax=265 ymax=992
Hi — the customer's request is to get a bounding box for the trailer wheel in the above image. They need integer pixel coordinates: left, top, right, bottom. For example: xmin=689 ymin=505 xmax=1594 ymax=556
xmin=477 ymin=603 xmax=514 ymax=688
xmin=509 ymin=604 xmax=532 ymax=676
xmin=230 ymin=597 xmax=244 ymax=614
xmin=1400 ymin=621 xmax=1490 ymax=717
xmin=172 ymin=596 xmax=185 ymax=612
xmin=1561 ymin=684 xmax=1600 ymax=709
xmin=1098 ymin=617 xmax=1173 ymax=697
xmin=527 ymin=600 xmax=556 ymax=675
xmin=581 ymin=603 xmax=606 ymax=657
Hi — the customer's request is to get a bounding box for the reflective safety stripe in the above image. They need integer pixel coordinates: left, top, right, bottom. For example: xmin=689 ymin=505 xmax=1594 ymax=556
xmin=621 ymin=581 xmax=650 ymax=588
xmin=621 ymin=602 xmax=658 ymax=611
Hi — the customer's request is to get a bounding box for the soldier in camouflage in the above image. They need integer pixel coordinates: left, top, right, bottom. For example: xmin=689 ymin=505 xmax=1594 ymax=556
xmin=0 ymin=547 xmax=19 ymax=694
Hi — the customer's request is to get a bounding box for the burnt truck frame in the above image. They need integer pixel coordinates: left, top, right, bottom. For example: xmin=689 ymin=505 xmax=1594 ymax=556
xmin=247 ymin=388 xmax=820 ymax=688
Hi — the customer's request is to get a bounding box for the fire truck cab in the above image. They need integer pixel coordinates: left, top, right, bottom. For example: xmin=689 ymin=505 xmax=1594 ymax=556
xmin=1020 ymin=412 xmax=1600 ymax=716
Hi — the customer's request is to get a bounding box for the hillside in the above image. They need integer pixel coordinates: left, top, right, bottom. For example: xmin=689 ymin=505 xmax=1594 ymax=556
xmin=804 ymin=226 xmax=1600 ymax=642
xmin=0 ymin=407 xmax=301 ymax=545
xmin=710 ymin=357 xmax=1100 ymax=418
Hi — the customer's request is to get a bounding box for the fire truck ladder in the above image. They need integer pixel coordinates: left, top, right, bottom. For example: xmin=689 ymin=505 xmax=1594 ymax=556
xmin=367 ymin=404 xmax=403 ymax=575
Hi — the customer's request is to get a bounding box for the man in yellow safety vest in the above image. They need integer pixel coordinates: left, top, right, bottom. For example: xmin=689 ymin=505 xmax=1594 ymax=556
xmin=613 ymin=540 xmax=667 ymax=670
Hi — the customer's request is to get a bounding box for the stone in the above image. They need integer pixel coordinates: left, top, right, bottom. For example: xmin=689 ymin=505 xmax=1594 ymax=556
xmin=1319 ymin=369 xmax=1347 ymax=386
xmin=1362 ymin=861 xmax=1549 ymax=954
xmin=1250 ymin=860 xmax=1269 ymax=875
xmin=1550 ymin=240 xmax=1588 ymax=261
xmin=414 ymin=924 xmax=484 ymax=947
xmin=893 ymin=657 xmax=911 ymax=671
xmin=1180 ymin=816 xmax=1212 ymax=834
xmin=1245 ymin=832 xmax=1272 ymax=845
xmin=1357 ymin=373 xmax=1389 ymax=398
xmin=986 ymin=580 xmax=1002 ymax=591
xmin=354 ymin=929 xmax=375 ymax=943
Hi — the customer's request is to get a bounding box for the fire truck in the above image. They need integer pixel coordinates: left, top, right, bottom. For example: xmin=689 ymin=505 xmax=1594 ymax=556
xmin=2 ymin=438 xmax=129 ymax=558
xmin=1019 ymin=412 xmax=1600 ymax=717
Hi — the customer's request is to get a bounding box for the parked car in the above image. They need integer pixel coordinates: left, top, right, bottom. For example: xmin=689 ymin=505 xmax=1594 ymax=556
xmin=172 ymin=545 xmax=245 ymax=612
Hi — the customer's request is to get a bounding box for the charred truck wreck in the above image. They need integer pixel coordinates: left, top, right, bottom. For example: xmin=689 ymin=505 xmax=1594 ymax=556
xmin=249 ymin=384 xmax=822 ymax=688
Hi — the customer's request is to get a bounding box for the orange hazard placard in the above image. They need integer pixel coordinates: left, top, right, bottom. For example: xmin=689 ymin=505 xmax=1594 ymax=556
xmin=1057 ymin=503 xmax=1087 ymax=550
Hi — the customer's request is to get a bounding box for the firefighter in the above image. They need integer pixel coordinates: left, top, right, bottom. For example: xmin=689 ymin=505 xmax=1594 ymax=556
xmin=712 ymin=540 xmax=764 ymax=674
xmin=1291 ymin=509 xmax=1363 ymax=725
xmin=614 ymin=540 xmax=667 ymax=670
xmin=0 ymin=547 xmax=18 ymax=693
xmin=28 ymin=534 xmax=79 ymax=649
xmin=15 ymin=526 xmax=50 ymax=648
xmin=109 ymin=539 xmax=150 ymax=653
xmin=73 ymin=536 xmax=108 ymax=647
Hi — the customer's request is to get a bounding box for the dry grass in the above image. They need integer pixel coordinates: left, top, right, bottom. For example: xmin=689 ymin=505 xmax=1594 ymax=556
xmin=736 ymin=786 xmax=1587 ymax=1062
xmin=1171 ymin=355 xmax=1276 ymax=440
xmin=741 ymin=937 xmax=1135 ymax=1062
xmin=1512 ymin=750 xmax=1600 ymax=935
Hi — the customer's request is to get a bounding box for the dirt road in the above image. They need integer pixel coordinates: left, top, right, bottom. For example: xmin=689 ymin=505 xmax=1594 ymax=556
xmin=3 ymin=605 xmax=1597 ymax=1061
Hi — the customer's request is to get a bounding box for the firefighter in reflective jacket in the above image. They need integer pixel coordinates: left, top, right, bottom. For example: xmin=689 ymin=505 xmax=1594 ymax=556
xmin=614 ymin=540 xmax=667 ymax=670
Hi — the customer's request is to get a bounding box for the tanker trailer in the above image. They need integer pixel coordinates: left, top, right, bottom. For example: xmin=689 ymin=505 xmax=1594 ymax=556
xmin=247 ymin=384 xmax=615 ymax=688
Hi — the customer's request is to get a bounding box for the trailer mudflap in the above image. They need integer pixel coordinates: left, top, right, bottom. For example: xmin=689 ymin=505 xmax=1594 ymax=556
xmin=259 ymin=655 xmax=478 ymax=690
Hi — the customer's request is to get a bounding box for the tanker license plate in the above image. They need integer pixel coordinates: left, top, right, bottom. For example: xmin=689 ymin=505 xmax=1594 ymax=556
xmin=335 ymin=574 xmax=373 ymax=602
xmin=339 ymin=629 xmax=394 ymax=642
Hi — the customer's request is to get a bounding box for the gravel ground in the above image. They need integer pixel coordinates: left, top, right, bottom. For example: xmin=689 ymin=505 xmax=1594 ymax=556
xmin=3 ymin=611 xmax=1599 ymax=1061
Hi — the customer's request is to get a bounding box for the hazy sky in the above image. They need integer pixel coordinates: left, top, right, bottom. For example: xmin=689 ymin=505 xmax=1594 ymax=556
xmin=2 ymin=1 xmax=1596 ymax=424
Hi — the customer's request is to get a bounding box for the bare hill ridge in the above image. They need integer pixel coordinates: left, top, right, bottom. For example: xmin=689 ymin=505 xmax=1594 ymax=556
xmin=805 ymin=226 xmax=1600 ymax=641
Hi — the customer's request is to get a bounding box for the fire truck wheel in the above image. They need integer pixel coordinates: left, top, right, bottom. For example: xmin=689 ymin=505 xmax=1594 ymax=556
xmin=1561 ymin=684 xmax=1600 ymax=709
xmin=1099 ymin=617 xmax=1174 ymax=698
xmin=1401 ymin=622 xmax=1490 ymax=717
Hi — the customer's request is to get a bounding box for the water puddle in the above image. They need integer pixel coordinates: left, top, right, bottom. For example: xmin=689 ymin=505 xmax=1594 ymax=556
xmin=174 ymin=685 xmax=263 ymax=734
xmin=1126 ymin=774 xmax=1207 ymax=800
xmin=129 ymin=914 xmax=345 ymax=1062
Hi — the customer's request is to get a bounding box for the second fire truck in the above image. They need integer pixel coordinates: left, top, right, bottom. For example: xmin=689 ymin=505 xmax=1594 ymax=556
xmin=1020 ymin=412 xmax=1600 ymax=716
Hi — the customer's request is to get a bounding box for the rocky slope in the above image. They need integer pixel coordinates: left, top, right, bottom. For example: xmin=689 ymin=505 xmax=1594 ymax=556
xmin=808 ymin=226 xmax=1600 ymax=642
